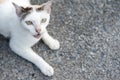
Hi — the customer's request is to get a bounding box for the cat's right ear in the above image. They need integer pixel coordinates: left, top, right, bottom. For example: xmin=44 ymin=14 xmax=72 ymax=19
xmin=12 ymin=3 xmax=23 ymax=17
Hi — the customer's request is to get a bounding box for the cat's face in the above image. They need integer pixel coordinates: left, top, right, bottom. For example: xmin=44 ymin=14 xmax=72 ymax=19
xmin=13 ymin=1 xmax=52 ymax=38
xmin=21 ymin=9 xmax=50 ymax=38
xmin=22 ymin=11 xmax=50 ymax=38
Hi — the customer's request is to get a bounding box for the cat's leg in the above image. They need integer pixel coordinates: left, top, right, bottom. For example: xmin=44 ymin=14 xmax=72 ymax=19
xmin=9 ymin=40 xmax=54 ymax=76
xmin=42 ymin=31 xmax=60 ymax=50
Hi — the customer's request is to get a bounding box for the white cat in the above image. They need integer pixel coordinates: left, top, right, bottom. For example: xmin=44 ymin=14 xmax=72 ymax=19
xmin=0 ymin=0 xmax=60 ymax=76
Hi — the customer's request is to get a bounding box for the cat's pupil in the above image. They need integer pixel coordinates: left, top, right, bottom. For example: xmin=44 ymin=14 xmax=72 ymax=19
xmin=25 ymin=21 xmax=33 ymax=25
xmin=41 ymin=18 xmax=47 ymax=23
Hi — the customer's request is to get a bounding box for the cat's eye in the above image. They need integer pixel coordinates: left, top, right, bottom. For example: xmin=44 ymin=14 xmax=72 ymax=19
xmin=25 ymin=21 xmax=33 ymax=25
xmin=41 ymin=18 xmax=47 ymax=23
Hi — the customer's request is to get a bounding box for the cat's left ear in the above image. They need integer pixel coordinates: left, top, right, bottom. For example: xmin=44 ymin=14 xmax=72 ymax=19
xmin=12 ymin=3 xmax=24 ymax=17
xmin=42 ymin=0 xmax=53 ymax=14
xmin=12 ymin=3 xmax=32 ymax=17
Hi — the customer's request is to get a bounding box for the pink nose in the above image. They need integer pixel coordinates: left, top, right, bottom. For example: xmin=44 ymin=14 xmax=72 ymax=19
xmin=35 ymin=28 xmax=41 ymax=34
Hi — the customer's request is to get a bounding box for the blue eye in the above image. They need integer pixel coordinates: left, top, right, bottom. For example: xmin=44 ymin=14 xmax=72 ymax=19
xmin=41 ymin=18 xmax=47 ymax=23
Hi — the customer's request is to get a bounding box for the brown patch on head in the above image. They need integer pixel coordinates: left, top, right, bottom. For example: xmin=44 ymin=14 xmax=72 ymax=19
xmin=20 ymin=7 xmax=33 ymax=20
xmin=31 ymin=5 xmax=44 ymax=12
xmin=21 ymin=7 xmax=32 ymax=13
xmin=29 ymin=0 xmax=53 ymax=13
xmin=13 ymin=3 xmax=33 ymax=18
xmin=12 ymin=3 xmax=33 ymax=20
xmin=36 ymin=6 xmax=44 ymax=11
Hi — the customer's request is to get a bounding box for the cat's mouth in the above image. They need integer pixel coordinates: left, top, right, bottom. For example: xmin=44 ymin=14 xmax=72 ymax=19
xmin=33 ymin=33 xmax=41 ymax=39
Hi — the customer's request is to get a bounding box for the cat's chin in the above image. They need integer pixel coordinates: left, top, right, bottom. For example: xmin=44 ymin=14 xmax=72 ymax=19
xmin=33 ymin=34 xmax=41 ymax=39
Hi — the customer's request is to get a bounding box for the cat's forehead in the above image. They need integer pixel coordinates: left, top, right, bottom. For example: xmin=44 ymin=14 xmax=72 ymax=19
xmin=21 ymin=5 xmax=49 ymax=20
xmin=23 ymin=5 xmax=44 ymax=12
xmin=24 ymin=10 xmax=50 ymax=20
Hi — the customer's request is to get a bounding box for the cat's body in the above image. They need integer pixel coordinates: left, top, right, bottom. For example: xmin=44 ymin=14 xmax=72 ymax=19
xmin=0 ymin=0 xmax=60 ymax=76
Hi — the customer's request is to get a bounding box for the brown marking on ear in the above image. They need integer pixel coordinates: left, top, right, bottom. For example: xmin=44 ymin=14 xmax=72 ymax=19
xmin=0 ymin=0 xmax=6 ymax=4
xmin=36 ymin=6 xmax=44 ymax=11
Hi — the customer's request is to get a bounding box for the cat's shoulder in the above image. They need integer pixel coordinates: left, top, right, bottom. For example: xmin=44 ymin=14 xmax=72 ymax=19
xmin=0 ymin=0 xmax=6 ymax=4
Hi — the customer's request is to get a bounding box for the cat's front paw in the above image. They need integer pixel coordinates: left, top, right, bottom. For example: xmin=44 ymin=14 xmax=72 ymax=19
xmin=49 ymin=39 xmax=60 ymax=50
xmin=41 ymin=64 xmax=54 ymax=76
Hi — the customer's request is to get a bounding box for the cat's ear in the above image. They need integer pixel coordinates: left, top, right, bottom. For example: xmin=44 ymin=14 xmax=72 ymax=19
xmin=12 ymin=3 xmax=24 ymax=17
xmin=42 ymin=0 xmax=53 ymax=14
xmin=12 ymin=3 xmax=32 ymax=17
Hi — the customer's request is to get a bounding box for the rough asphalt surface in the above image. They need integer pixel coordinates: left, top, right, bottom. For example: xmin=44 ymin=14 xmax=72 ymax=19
xmin=0 ymin=0 xmax=120 ymax=80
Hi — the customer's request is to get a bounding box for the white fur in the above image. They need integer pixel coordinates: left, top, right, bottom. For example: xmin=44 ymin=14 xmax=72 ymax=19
xmin=0 ymin=0 xmax=60 ymax=76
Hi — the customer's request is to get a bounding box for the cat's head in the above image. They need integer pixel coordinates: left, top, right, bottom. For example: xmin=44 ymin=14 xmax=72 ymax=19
xmin=13 ymin=0 xmax=52 ymax=38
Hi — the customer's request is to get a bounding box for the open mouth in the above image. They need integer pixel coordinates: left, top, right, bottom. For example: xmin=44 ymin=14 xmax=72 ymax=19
xmin=33 ymin=33 xmax=41 ymax=39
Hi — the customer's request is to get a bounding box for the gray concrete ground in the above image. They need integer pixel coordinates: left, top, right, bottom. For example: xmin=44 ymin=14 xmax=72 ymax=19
xmin=0 ymin=0 xmax=120 ymax=80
